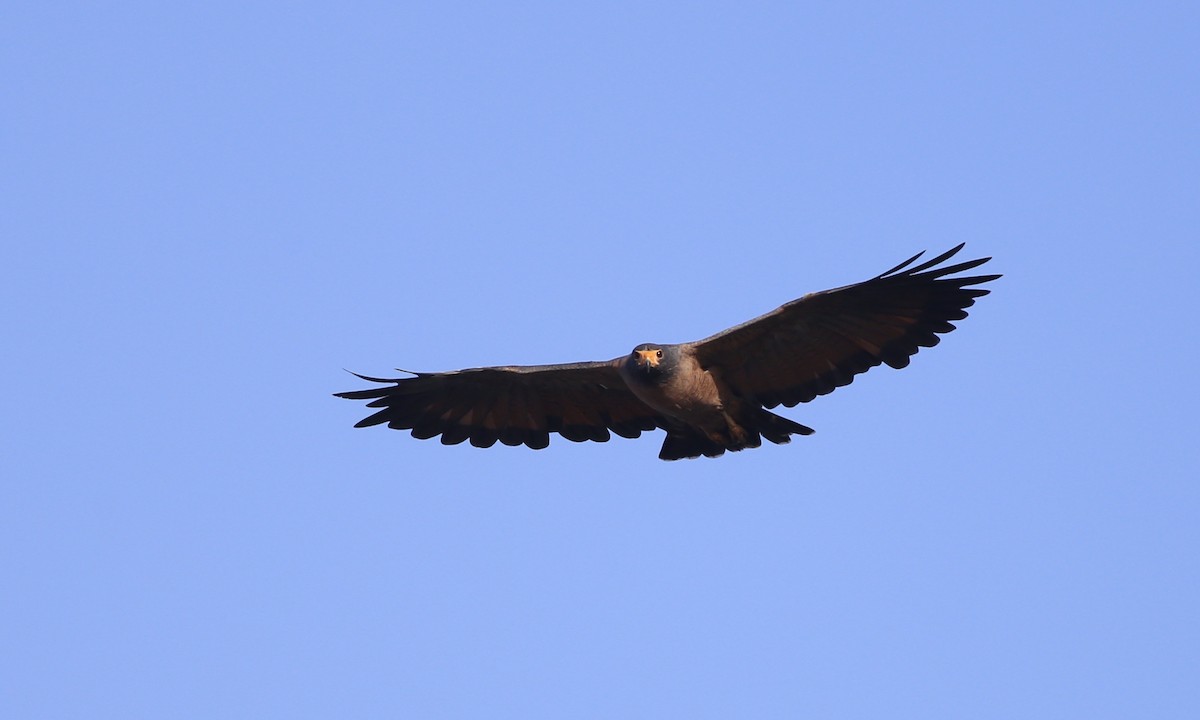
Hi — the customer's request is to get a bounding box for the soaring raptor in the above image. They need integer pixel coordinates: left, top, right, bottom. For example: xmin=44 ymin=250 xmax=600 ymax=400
xmin=336 ymin=244 xmax=998 ymax=460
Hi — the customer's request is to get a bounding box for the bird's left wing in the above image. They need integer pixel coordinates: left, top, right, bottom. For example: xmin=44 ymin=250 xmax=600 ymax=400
xmin=687 ymin=244 xmax=1000 ymax=408
xmin=335 ymin=360 xmax=663 ymax=450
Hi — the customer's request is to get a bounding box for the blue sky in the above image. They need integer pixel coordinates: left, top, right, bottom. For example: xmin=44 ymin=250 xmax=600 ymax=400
xmin=3 ymin=2 xmax=1198 ymax=718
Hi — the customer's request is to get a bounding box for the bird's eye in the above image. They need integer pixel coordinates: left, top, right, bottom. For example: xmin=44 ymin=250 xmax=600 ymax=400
xmin=656 ymin=350 xmax=663 ymax=358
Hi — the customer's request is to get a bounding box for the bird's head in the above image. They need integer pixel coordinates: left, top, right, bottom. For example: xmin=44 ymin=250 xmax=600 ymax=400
xmin=627 ymin=343 xmax=670 ymax=378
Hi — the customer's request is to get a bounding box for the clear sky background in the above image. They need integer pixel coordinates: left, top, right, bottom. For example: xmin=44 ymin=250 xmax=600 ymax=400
xmin=3 ymin=2 xmax=1198 ymax=718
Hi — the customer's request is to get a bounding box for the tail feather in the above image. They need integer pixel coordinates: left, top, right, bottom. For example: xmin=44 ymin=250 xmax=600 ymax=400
xmin=657 ymin=410 xmax=814 ymax=461
xmin=659 ymin=431 xmax=727 ymax=461
xmin=754 ymin=409 xmax=815 ymax=445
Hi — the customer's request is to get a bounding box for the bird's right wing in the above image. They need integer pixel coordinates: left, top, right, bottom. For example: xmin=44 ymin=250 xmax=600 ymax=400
xmin=335 ymin=360 xmax=664 ymax=450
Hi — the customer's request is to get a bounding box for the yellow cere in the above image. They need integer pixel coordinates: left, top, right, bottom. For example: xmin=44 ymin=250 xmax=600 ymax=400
xmin=636 ymin=349 xmax=661 ymax=367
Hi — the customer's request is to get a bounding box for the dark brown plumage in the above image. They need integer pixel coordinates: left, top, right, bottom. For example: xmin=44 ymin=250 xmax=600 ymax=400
xmin=336 ymin=244 xmax=999 ymax=460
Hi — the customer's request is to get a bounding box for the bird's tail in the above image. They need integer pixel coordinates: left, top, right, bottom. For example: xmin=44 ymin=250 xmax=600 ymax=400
xmin=658 ymin=431 xmax=728 ymax=461
xmin=657 ymin=410 xmax=814 ymax=461
xmin=753 ymin=409 xmax=815 ymax=445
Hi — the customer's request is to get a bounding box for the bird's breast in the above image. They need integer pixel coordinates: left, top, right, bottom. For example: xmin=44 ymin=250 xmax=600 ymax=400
xmin=620 ymin=352 xmax=725 ymax=426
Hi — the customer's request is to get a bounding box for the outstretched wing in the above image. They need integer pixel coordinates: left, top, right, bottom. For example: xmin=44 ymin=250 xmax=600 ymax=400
xmin=335 ymin=360 xmax=664 ymax=450
xmin=688 ymin=244 xmax=1000 ymax=408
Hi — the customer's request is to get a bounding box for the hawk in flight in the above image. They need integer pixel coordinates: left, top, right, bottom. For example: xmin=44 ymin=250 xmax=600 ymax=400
xmin=337 ymin=244 xmax=998 ymax=460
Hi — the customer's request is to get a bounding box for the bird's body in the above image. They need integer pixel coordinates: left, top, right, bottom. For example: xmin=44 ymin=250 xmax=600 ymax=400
xmin=616 ymin=343 xmax=813 ymax=459
xmin=618 ymin=345 xmax=718 ymax=427
xmin=337 ymin=244 xmax=999 ymax=460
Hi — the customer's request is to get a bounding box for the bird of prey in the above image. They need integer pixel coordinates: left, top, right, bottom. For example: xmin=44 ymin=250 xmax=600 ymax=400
xmin=336 ymin=244 xmax=998 ymax=460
